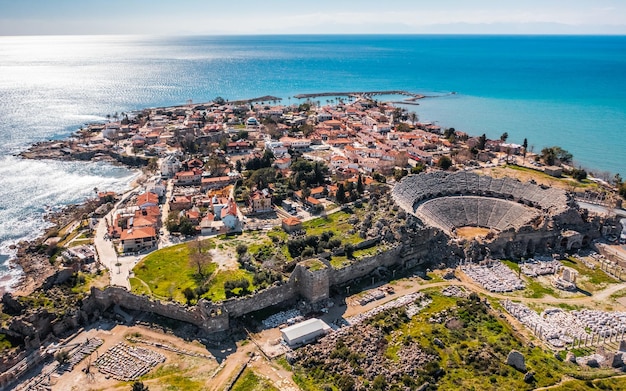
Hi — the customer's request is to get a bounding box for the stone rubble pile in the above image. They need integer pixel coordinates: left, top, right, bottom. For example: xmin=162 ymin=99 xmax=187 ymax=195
xmin=503 ymin=300 xmax=626 ymax=348
xmin=572 ymin=254 xmax=597 ymax=269
xmin=58 ymin=337 xmax=103 ymax=373
xmin=442 ymin=285 xmax=467 ymax=297
xmin=347 ymin=292 xmax=430 ymax=325
xmin=462 ymin=261 xmax=525 ymax=292
xmin=94 ymin=342 xmax=165 ymax=381
xmin=358 ymin=289 xmax=387 ymax=306
xmin=262 ymin=309 xmax=303 ymax=329
xmin=292 ymin=323 xmax=436 ymax=389
xmin=520 ymin=259 xmax=562 ymax=277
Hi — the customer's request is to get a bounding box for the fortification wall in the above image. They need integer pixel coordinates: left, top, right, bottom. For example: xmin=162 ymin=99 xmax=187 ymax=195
xmin=88 ymin=287 xmax=229 ymax=333
xmin=222 ymin=272 xmax=300 ymax=317
xmin=330 ymin=246 xmax=403 ymax=286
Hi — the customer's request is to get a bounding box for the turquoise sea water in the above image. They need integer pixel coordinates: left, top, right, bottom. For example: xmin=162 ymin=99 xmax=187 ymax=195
xmin=0 ymin=34 xmax=625 ymax=287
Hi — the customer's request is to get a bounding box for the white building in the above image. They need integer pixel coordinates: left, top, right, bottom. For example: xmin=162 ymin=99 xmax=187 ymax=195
xmin=161 ymin=155 xmax=182 ymax=178
xmin=281 ymin=318 xmax=331 ymax=347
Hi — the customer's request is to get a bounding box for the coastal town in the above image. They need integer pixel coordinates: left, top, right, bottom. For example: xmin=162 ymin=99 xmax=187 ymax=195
xmin=20 ymin=92 xmax=623 ymax=257
xmin=2 ymin=92 xmax=626 ymax=391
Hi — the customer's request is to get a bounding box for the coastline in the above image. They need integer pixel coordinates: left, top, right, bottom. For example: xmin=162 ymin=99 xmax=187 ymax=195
xmin=3 ymin=91 xmax=623 ymax=298
xmin=0 ymin=162 xmax=142 ymax=296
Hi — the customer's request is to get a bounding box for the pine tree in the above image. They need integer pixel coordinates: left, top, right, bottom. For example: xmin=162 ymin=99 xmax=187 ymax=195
xmin=356 ymin=175 xmax=364 ymax=194
xmin=336 ymin=183 xmax=346 ymax=204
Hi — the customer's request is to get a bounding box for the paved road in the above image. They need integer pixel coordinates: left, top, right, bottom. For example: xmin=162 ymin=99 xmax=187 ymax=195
xmin=94 ymin=189 xmax=140 ymax=289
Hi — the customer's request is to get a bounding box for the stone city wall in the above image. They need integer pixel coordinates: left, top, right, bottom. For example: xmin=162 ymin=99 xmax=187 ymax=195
xmin=221 ymin=271 xmax=300 ymax=317
xmin=88 ymin=287 xmax=229 ymax=333
xmin=86 ymin=240 xmax=429 ymax=333
xmin=331 ymin=246 xmax=403 ymax=286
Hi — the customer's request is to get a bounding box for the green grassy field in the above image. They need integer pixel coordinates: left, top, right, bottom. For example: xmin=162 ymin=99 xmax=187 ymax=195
xmin=232 ymin=369 xmax=279 ymax=391
xmin=301 ymin=210 xmax=363 ymax=244
xmin=131 ymin=243 xmax=257 ymax=302
xmin=561 ymin=257 xmax=618 ymax=292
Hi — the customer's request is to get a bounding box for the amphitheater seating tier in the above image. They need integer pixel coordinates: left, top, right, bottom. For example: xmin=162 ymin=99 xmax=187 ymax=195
xmin=392 ymin=171 xmax=566 ymax=235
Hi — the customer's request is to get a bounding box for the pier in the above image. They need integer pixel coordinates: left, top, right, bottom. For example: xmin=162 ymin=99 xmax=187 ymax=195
xmin=293 ymin=90 xmax=424 ymax=100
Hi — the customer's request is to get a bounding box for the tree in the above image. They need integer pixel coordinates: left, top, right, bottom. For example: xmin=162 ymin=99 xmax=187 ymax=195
xmin=179 ymin=217 xmax=196 ymax=236
xmin=182 ymin=287 xmax=196 ymax=305
xmin=189 ymin=240 xmax=212 ymax=278
xmin=356 ymin=175 xmax=364 ymax=194
xmin=236 ymin=244 xmax=248 ymax=258
xmin=409 ymin=111 xmax=418 ymax=125
xmin=299 ymin=123 xmax=315 ymax=137
xmin=236 ymin=130 xmax=249 ymax=140
xmin=437 ymin=155 xmax=453 ymax=170
xmin=213 ymin=96 xmax=225 ymax=105
xmin=477 ymin=133 xmax=487 ymax=150
xmin=344 ymin=244 xmax=355 ymax=259
xmin=411 ymin=163 xmax=426 ymax=174
xmin=443 ymin=127 xmax=456 ymax=140
xmin=393 ymin=168 xmax=408 ymax=181
xmin=500 ymin=132 xmax=509 ymax=142
xmin=246 ymin=167 xmax=277 ymax=190
xmin=396 ymin=123 xmax=411 ymax=132
xmin=336 ymin=183 xmax=346 ymax=204
xmin=522 ymin=138 xmax=528 ymax=161
xmin=553 ymin=146 xmax=573 ymax=163
xmin=541 ymin=147 xmax=557 ymax=166
xmin=372 ymin=172 xmax=386 ymax=183
xmin=541 ymin=146 xmax=572 ymax=166
xmin=131 ymin=381 xmax=149 ymax=391
xmin=571 ymin=168 xmax=587 ymax=181
xmin=55 ymin=350 xmax=69 ymax=365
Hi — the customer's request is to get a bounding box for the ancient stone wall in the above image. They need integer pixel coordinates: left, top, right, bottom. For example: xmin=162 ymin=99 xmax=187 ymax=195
xmin=222 ymin=271 xmax=300 ymax=317
xmin=595 ymin=243 xmax=626 ymax=267
xmin=330 ymin=246 xmax=403 ymax=286
xmin=88 ymin=287 xmax=229 ymax=333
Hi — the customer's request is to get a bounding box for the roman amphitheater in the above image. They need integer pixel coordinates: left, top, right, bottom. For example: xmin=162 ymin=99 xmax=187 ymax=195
xmin=392 ymin=171 xmax=600 ymax=260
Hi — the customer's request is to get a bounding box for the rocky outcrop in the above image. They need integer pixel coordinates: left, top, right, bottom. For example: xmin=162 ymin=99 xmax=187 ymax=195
xmin=506 ymin=350 xmax=526 ymax=372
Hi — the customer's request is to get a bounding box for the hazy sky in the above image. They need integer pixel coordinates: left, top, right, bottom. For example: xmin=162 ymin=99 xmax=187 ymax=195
xmin=1 ymin=0 xmax=626 ymax=35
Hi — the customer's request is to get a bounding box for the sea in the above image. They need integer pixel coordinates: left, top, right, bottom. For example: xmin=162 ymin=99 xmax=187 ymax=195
xmin=1 ymin=34 xmax=625 ymax=290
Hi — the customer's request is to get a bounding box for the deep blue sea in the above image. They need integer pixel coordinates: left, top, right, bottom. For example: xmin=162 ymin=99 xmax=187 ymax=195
xmin=0 ymin=34 xmax=625 ymax=289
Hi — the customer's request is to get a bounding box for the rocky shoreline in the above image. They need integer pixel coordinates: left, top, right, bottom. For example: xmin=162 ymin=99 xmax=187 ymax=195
xmin=2 ymin=196 xmax=107 ymax=297
xmin=19 ymin=139 xmax=151 ymax=167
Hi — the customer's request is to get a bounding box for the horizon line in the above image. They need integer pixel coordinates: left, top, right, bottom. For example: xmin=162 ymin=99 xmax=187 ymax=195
xmin=2 ymin=32 xmax=626 ymax=38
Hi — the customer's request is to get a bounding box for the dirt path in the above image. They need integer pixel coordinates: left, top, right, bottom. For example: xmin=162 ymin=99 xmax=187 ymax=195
xmin=207 ymin=343 xmax=255 ymax=391
xmin=248 ymin=356 xmax=300 ymax=391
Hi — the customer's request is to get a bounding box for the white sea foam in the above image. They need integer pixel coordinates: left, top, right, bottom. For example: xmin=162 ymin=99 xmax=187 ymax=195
xmin=0 ymin=155 xmax=137 ymax=290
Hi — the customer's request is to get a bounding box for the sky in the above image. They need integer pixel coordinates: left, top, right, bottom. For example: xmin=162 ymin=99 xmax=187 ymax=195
xmin=1 ymin=0 xmax=626 ymax=36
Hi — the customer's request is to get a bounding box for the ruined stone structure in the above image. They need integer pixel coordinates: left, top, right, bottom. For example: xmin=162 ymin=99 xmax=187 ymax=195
xmin=81 ymin=241 xmax=440 ymax=335
xmin=4 ymin=171 xmax=613 ymax=389
xmin=393 ymin=171 xmax=604 ymax=261
xmin=13 ymin=172 xmax=597 ymax=345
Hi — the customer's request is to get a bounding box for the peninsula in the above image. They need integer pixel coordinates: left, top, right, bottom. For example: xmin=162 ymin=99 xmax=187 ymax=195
xmin=2 ymin=92 xmax=626 ymax=391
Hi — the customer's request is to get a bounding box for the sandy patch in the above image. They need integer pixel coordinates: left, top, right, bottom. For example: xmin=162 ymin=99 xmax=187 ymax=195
xmin=455 ymin=226 xmax=491 ymax=240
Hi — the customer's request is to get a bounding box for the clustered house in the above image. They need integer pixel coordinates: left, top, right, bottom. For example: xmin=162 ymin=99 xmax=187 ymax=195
xmin=90 ymin=92 xmax=542 ymax=257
